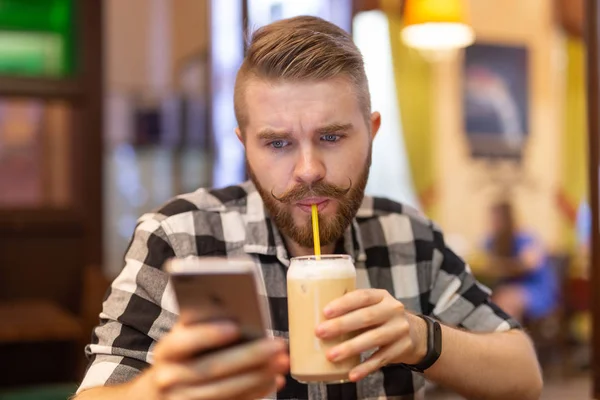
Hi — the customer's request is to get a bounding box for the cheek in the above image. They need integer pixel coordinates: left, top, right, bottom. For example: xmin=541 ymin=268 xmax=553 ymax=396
xmin=325 ymin=144 xmax=369 ymax=179
xmin=247 ymin=149 xmax=292 ymax=187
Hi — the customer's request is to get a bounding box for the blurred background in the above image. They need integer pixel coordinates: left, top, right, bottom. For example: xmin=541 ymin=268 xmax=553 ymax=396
xmin=0 ymin=0 xmax=597 ymax=398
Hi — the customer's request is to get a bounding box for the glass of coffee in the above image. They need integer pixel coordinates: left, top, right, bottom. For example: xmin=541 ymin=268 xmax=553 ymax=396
xmin=287 ymin=254 xmax=360 ymax=384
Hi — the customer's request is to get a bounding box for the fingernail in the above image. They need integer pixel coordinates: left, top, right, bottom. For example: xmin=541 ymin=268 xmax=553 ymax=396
xmin=276 ymin=374 xmax=286 ymax=389
xmin=349 ymin=370 xmax=361 ymax=381
xmin=315 ymin=325 xmax=326 ymax=337
xmin=328 ymin=348 xmax=340 ymax=361
xmin=323 ymin=307 xmax=333 ymax=317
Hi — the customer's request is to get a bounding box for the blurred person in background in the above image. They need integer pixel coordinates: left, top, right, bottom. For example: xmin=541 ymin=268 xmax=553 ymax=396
xmin=576 ymin=200 xmax=591 ymax=277
xmin=484 ymin=201 xmax=559 ymax=323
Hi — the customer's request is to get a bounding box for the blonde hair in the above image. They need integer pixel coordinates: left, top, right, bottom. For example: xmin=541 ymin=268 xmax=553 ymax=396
xmin=234 ymin=16 xmax=371 ymax=131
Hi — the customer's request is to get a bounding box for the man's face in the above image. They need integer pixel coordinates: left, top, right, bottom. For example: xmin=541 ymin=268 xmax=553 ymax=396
xmin=237 ymin=78 xmax=380 ymax=248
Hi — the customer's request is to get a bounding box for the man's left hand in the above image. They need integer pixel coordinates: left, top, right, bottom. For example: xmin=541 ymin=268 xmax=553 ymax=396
xmin=315 ymin=289 xmax=428 ymax=381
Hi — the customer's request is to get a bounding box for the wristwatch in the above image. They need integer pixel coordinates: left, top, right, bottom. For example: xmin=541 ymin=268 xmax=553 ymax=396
xmin=402 ymin=315 xmax=442 ymax=373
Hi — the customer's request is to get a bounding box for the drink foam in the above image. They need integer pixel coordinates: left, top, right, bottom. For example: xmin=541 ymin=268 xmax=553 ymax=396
xmin=288 ymin=257 xmax=355 ymax=280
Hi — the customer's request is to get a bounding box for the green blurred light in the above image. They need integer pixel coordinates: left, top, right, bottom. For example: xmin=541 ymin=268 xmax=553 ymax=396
xmin=0 ymin=0 xmax=74 ymax=77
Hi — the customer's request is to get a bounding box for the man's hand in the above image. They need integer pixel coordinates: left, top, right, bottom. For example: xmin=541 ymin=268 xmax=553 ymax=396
xmin=143 ymin=321 xmax=289 ymax=400
xmin=315 ymin=289 xmax=427 ymax=381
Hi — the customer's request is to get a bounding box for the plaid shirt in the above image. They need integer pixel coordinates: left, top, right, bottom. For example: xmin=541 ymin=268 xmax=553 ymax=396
xmin=79 ymin=181 xmax=519 ymax=399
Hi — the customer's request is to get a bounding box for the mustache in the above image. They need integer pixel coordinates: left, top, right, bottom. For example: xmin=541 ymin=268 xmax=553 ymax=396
xmin=270 ymin=179 xmax=352 ymax=204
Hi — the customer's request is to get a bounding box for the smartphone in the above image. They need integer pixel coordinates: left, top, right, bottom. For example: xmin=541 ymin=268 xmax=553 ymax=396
xmin=165 ymin=256 xmax=270 ymax=344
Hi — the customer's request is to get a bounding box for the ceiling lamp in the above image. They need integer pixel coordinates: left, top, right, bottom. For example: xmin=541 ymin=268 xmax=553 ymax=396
xmin=401 ymin=0 xmax=475 ymax=52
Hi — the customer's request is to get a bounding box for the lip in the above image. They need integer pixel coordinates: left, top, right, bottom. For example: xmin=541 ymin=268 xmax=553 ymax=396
xmin=296 ymin=198 xmax=330 ymax=213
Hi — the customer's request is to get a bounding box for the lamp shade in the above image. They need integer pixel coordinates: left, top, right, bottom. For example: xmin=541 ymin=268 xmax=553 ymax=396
xmin=401 ymin=0 xmax=475 ymax=51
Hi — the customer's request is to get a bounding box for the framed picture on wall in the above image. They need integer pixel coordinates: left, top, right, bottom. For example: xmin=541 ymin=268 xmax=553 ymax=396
xmin=463 ymin=43 xmax=529 ymax=159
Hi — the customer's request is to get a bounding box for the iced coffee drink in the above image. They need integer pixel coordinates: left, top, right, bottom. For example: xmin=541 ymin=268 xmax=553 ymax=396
xmin=287 ymin=255 xmax=359 ymax=383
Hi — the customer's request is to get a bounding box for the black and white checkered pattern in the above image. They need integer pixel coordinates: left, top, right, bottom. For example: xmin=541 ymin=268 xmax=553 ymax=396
xmin=78 ymin=181 xmax=519 ymax=399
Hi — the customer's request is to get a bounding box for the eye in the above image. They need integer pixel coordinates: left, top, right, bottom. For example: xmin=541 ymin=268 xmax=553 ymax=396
xmin=321 ymin=134 xmax=340 ymax=142
xmin=269 ymin=139 xmax=289 ymax=149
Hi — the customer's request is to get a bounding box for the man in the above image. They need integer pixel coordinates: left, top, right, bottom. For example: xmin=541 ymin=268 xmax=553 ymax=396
xmin=75 ymin=16 xmax=542 ymax=400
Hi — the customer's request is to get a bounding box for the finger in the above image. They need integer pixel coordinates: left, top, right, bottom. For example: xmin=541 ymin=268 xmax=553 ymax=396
xmin=349 ymin=341 xmax=411 ymax=382
xmin=276 ymin=374 xmax=286 ymax=390
xmin=327 ymin=323 xmax=406 ymax=363
xmin=155 ymin=338 xmax=287 ymax=389
xmin=155 ymin=354 xmax=289 ymax=394
xmin=154 ymin=321 xmax=240 ymax=362
xmin=165 ymin=365 xmax=277 ymax=400
xmin=323 ymin=289 xmax=386 ymax=319
xmin=188 ymin=338 xmax=286 ymax=382
xmin=241 ymin=376 xmax=279 ymax=400
xmin=269 ymin=352 xmax=291 ymax=374
xmin=242 ymin=372 xmax=288 ymax=400
xmin=243 ymin=372 xmax=287 ymax=399
xmin=317 ymin=302 xmax=392 ymax=339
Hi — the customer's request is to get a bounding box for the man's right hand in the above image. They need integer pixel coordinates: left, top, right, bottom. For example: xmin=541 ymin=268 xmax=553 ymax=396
xmin=141 ymin=321 xmax=289 ymax=400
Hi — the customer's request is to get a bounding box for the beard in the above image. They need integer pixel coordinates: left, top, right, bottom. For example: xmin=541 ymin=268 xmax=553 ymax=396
xmin=248 ymin=154 xmax=371 ymax=249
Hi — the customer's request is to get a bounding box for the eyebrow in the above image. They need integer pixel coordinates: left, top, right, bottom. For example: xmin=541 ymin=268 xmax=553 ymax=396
xmin=256 ymin=123 xmax=354 ymax=141
xmin=256 ymin=129 xmax=292 ymax=141
xmin=315 ymin=123 xmax=353 ymax=135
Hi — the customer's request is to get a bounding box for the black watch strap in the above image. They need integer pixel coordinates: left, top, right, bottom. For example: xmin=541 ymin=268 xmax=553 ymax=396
xmin=402 ymin=315 xmax=442 ymax=373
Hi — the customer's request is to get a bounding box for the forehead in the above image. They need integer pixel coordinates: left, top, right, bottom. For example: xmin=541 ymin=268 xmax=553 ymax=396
xmin=243 ymin=77 xmax=363 ymax=130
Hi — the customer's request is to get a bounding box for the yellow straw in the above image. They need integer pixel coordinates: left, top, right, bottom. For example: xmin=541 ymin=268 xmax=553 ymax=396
xmin=311 ymin=204 xmax=321 ymax=259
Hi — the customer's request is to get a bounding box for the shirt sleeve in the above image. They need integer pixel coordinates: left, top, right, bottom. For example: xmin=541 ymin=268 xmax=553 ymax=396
xmin=428 ymin=226 xmax=521 ymax=332
xmin=77 ymin=214 xmax=177 ymax=394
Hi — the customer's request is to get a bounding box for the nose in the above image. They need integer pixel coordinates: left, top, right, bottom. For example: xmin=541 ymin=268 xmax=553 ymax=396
xmin=293 ymin=146 xmax=325 ymax=186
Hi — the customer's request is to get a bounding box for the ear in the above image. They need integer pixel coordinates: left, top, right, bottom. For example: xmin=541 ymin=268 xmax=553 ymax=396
xmin=370 ymin=112 xmax=381 ymax=141
xmin=235 ymin=127 xmax=244 ymax=146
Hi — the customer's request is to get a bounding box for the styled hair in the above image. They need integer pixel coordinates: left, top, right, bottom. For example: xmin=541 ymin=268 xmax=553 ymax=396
xmin=234 ymin=16 xmax=371 ymax=131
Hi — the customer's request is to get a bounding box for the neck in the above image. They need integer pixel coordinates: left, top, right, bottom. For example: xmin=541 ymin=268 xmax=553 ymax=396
xmin=283 ymin=236 xmax=336 ymax=258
